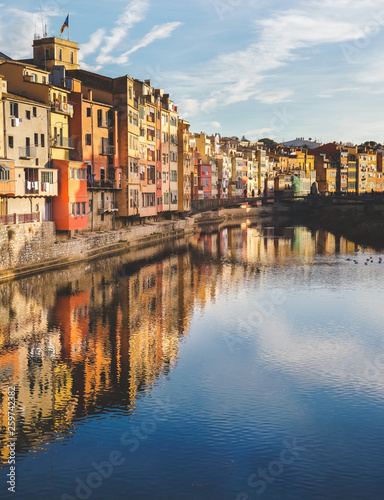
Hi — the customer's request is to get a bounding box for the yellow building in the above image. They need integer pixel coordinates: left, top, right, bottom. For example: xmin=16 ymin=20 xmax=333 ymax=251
xmin=32 ymin=37 xmax=80 ymax=72
xmin=114 ymin=75 xmax=140 ymax=219
xmin=178 ymin=119 xmax=192 ymax=212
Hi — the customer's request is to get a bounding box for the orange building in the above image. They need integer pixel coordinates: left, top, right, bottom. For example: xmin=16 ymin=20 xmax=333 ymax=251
xmin=52 ymin=159 xmax=88 ymax=232
xmin=69 ymin=86 xmax=121 ymax=231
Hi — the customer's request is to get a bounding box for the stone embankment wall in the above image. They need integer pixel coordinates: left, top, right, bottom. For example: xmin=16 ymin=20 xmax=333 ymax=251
xmin=0 ymin=206 xmax=276 ymax=281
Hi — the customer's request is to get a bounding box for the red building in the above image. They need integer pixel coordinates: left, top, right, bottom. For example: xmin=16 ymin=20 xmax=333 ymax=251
xmin=198 ymin=163 xmax=212 ymax=199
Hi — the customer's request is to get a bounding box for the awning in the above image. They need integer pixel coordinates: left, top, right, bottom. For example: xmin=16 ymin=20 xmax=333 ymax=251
xmin=0 ymin=163 xmax=10 ymax=171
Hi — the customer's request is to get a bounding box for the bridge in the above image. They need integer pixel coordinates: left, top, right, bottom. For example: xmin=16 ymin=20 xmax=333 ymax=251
xmin=191 ymin=193 xmax=384 ymax=214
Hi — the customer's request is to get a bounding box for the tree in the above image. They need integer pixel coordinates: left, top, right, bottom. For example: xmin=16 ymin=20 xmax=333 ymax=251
xmin=259 ymin=138 xmax=277 ymax=148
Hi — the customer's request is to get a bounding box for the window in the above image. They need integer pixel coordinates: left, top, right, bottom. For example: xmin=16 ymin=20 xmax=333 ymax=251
xmin=85 ymin=134 xmax=91 ymax=146
xmin=81 ymin=202 xmax=86 ymax=215
xmin=119 ymin=172 xmax=122 ymax=189
xmin=100 ymin=168 xmax=105 ymax=181
xmin=0 ymin=165 xmax=10 ymax=181
xmin=87 ymin=107 xmax=91 ymax=117
xmin=33 ymin=107 xmax=37 ymax=117
xmin=170 ymin=170 xmax=177 ymax=182
xmin=42 ymin=76 xmax=46 ymax=84
xmin=76 ymin=169 xmax=81 ymax=180
xmin=71 ymin=203 xmax=76 ymax=216
xmin=10 ymin=102 xmax=18 ymax=117
xmin=26 ymin=110 xmax=31 ymax=120
xmin=70 ymin=51 xmax=74 ymax=64
xmin=147 ymin=165 xmax=155 ymax=183
xmin=34 ymin=133 xmax=39 ymax=147
xmin=58 ymin=48 xmax=62 ymax=61
xmin=41 ymin=134 xmax=45 ymax=147
xmin=70 ymin=168 xmax=75 ymax=180
xmin=147 ymin=144 xmax=155 ymax=161
xmin=8 ymin=136 xmax=13 ymax=149
xmin=141 ymin=193 xmax=155 ymax=207
xmin=97 ymin=109 xmax=103 ymax=127
xmin=147 ymin=126 xmax=155 ymax=142
xmin=76 ymin=202 xmax=81 ymax=216
xmin=45 ymin=49 xmax=49 ymax=60
xmin=147 ymin=107 xmax=155 ymax=122
xmin=41 ymin=171 xmax=53 ymax=184
xmin=130 ymin=189 xmax=139 ymax=208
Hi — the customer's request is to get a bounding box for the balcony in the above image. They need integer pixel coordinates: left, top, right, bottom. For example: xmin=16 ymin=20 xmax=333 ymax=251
xmin=0 ymin=180 xmax=15 ymax=196
xmin=51 ymin=101 xmax=74 ymax=117
xmin=87 ymin=178 xmax=119 ymax=190
xmin=100 ymin=144 xmax=115 ymax=156
xmin=19 ymin=146 xmax=36 ymax=159
xmin=97 ymin=201 xmax=118 ymax=215
xmin=51 ymin=136 xmax=74 ymax=149
xmin=0 ymin=212 xmax=40 ymax=224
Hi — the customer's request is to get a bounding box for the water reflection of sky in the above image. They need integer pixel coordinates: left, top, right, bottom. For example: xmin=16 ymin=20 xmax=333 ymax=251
xmin=1 ymin=225 xmax=384 ymax=499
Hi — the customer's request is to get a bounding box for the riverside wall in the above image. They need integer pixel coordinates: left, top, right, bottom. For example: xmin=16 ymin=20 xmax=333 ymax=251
xmin=0 ymin=206 xmax=275 ymax=281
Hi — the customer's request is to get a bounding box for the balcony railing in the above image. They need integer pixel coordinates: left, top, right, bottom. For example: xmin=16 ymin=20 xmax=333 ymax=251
xmin=51 ymin=136 xmax=74 ymax=149
xmin=97 ymin=201 xmax=118 ymax=214
xmin=19 ymin=146 xmax=37 ymax=158
xmin=100 ymin=144 xmax=115 ymax=156
xmin=0 ymin=214 xmax=16 ymax=224
xmin=0 ymin=212 xmax=40 ymax=224
xmin=87 ymin=178 xmax=119 ymax=189
xmin=18 ymin=212 xmax=40 ymax=223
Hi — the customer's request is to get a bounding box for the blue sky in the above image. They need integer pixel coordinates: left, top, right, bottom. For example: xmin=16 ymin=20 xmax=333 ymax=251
xmin=1 ymin=0 xmax=384 ymax=144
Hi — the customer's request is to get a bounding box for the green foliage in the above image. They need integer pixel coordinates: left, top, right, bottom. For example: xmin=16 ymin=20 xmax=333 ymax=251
xmin=259 ymin=137 xmax=277 ymax=148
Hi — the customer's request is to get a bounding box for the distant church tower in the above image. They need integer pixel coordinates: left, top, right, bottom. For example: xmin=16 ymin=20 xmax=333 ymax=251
xmin=32 ymin=37 xmax=80 ymax=71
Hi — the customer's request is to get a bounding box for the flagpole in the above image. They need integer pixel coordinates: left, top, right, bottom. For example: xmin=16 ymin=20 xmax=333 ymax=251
xmin=68 ymin=13 xmax=69 ymax=41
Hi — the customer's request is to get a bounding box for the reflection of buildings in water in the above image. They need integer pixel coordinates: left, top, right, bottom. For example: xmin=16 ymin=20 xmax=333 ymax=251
xmin=0 ymin=288 xmax=50 ymax=349
xmin=0 ymin=250 xmax=199 ymax=461
xmin=0 ymin=224 xmax=363 ymax=462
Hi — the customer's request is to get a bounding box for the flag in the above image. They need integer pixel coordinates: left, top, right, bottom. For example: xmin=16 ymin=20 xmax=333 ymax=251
xmin=60 ymin=15 xmax=69 ymax=36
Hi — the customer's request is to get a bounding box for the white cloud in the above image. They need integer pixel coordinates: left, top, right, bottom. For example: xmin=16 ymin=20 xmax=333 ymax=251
xmin=0 ymin=7 xmax=59 ymax=60
xmin=243 ymin=128 xmax=273 ymax=140
xmin=95 ymin=0 xmax=149 ymax=67
xmin=173 ymin=0 xmax=384 ymax=128
xmin=178 ymin=98 xmax=200 ymax=118
xmin=209 ymin=121 xmax=221 ymax=128
xmin=80 ymin=28 xmax=106 ymax=58
xmin=122 ymin=22 xmax=183 ymax=57
xmin=80 ymin=2 xmax=182 ymax=70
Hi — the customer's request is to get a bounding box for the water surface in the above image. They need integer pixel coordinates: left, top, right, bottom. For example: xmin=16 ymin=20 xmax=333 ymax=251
xmin=1 ymin=224 xmax=384 ymax=500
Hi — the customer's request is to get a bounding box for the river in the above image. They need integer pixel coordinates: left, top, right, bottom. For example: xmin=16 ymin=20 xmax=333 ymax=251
xmin=1 ymin=222 xmax=384 ymax=500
